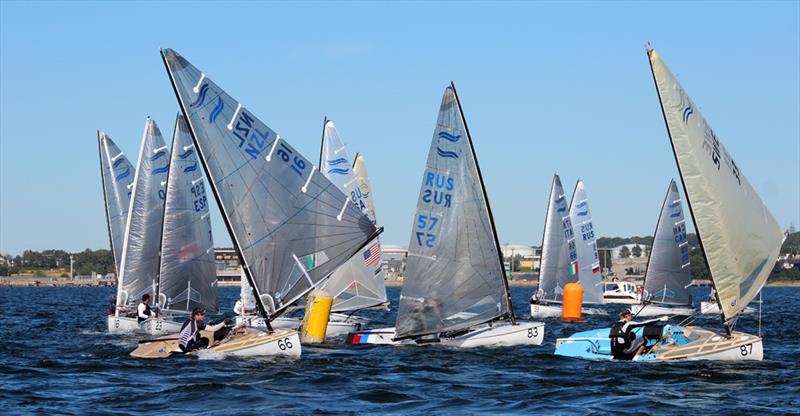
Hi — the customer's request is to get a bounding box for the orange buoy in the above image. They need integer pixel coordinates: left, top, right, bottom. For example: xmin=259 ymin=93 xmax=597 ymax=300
xmin=562 ymin=282 xmax=584 ymax=321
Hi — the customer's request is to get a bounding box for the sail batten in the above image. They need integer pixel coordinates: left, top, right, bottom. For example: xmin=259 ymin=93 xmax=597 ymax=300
xmin=395 ymin=84 xmax=510 ymax=340
xmin=161 ymin=48 xmax=379 ymax=319
xmin=157 ymin=114 xmax=218 ymax=313
xmin=642 ymin=180 xmax=693 ymax=306
xmin=318 ymin=119 xmax=387 ymax=312
xmin=116 ymin=119 xmax=169 ymax=310
xmin=648 ymin=49 xmax=784 ymax=322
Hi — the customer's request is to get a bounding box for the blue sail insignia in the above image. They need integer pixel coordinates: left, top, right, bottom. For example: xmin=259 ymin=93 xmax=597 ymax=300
xmin=190 ymin=83 xmax=210 ymax=108
xmin=114 ymin=168 xmax=130 ymax=182
xmin=112 ymin=158 xmax=125 ymax=168
xmin=151 ymin=151 xmax=167 ymax=162
xmin=327 ymin=168 xmax=349 ymax=175
xmin=436 ymin=147 xmax=458 ymax=159
xmin=576 ymin=210 xmax=589 ymax=217
xmin=438 ymin=131 xmax=461 ymax=142
xmin=575 ymin=201 xmax=588 ymax=209
xmin=327 ymin=158 xmax=348 ymax=166
xmin=152 ymin=165 xmax=170 ymax=175
xmin=184 ymin=163 xmax=198 ymax=173
xmin=179 ymin=149 xmax=195 ymax=159
xmin=682 ymin=105 xmax=693 ymax=124
xmin=670 ymin=210 xmax=682 ymax=218
xmin=209 ymin=97 xmax=224 ymax=124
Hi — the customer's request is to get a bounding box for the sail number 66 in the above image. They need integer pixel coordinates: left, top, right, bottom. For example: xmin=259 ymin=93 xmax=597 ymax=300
xmin=277 ymin=338 xmax=293 ymax=350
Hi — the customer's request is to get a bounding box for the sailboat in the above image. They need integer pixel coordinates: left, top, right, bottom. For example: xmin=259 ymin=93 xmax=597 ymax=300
xmin=108 ymin=118 xmax=170 ymax=334
xmin=629 ymin=179 xmax=695 ymax=317
xmin=133 ymin=48 xmax=381 ymax=358
xmin=139 ymin=114 xmax=220 ymax=335
xmin=554 ymin=48 xmax=783 ymax=361
xmin=531 ymin=176 xmax=606 ymax=318
xmin=352 ymin=153 xmax=377 ymax=224
xmin=347 ymin=83 xmax=545 ymax=347
xmin=98 ymin=132 xmax=138 ymax=333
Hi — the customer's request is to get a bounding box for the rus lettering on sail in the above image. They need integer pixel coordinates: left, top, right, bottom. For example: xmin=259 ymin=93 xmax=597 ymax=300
xmin=231 ymin=110 xmax=270 ymax=159
xmin=421 ymin=171 xmax=454 ymax=208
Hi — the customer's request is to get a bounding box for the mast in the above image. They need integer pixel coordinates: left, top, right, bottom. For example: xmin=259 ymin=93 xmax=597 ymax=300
xmin=160 ymin=50 xmax=272 ymax=326
xmin=537 ymin=174 xmax=558 ymax=302
xmin=450 ymin=81 xmax=516 ymax=324
xmin=153 ymin=114 xmax=182 ymax=312
xmin=645 ymin=48 xmax=726 ymax=327
xmin=318 ymin=116 xmax=328 ymax=173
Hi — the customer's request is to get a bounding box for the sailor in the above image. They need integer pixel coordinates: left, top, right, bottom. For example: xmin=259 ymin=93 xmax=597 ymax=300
xmin=609 ymin=310 xmax=668 ymax=360
xmin=137 ymin=294 xmax=154 ymax=323
xmin=178 ymin=308 xmax=232 ymax=353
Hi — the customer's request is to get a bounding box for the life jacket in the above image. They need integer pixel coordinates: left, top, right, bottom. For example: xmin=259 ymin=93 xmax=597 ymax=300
xmin=179 ymin=319 xmax=199 ymax=348
xmin=609 ymin=319 xmax=635 ymax=357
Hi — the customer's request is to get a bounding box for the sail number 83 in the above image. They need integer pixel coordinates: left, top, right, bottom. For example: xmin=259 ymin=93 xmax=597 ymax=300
xmin=416 ymin=214 xmax=439 ymax=247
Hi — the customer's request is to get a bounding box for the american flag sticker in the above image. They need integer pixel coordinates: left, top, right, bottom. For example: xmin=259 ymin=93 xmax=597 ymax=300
xmin=363 ymin=243 xmax=380 ymax=267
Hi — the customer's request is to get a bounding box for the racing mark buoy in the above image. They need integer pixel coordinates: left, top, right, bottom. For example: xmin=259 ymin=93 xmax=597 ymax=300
xmin=562 ymin=282 xmax=583 ymax=321
xmin=300 ymin=290 xmax=333 ymax=344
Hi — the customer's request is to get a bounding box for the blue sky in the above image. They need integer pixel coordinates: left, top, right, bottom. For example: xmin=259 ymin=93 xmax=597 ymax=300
xmin=1 ymin=1 xmax=798 ymax=255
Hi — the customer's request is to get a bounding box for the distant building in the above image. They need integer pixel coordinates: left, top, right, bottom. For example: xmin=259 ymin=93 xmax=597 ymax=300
xmin=382 ymin=244 xmax=408 ymax=280
xmin=500 ymin=244 xmax=541 ymax=271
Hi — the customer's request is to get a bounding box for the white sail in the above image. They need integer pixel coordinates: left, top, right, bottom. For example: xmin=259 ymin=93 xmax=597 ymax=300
xmin=116 ymin=118 xmax=169 ymax=310
xmin=648 ymin=49 xmax=784 ymax=322
xmin=536 ymin=174 xmax=571 ymax=302
xmin=567 ymin=180 xmax=603 ymax=304
xmin=157 ymin=114 xmax=218 ymax=313
xmin=161 ymin=48 xmax=380 ymax=319
xmin=352 ymin=153 xmax=377 ymax=223
xmin=642 ymin=179 xmax=692 ymax=306
xmin=395 ymin=83 xmax=512 ymax=340
xmin=318 ymin=119 xmax=387 ymax=311
xmin=98 ymin=132 xmax=135 ymax=274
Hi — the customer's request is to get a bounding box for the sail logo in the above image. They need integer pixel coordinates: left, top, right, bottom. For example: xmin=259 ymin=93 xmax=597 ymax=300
xmin=184 ymin=163 xmax=198 ymax=173
xmin=209 ymin=97 xmax=224 ymax=124
xmin=436 ymin=147 xmax=458 ymax=159
xmin=231 ymin=110 xmax=270 ymax=159
xmin=670 ymin=210 xmax=682 ymax=218
xmin=575 ymin=210 xmax=588 ymax=217
xmin=114 ymin=168 xmax=130 ymax=183
xmin=178 ymin=149 xmax=194 ymax=159
xmin=438 ymin=131 xmax=461 ymax=142
xmin=152 ymin=164 xmax=170 ymax=175
xmin=682 ymin=105 xmax=693 ymax=124
xmin=151 ymin=150 xmax=167 ymax=162
xmin=421 ymin=171 xmax=454 ymax=208
xmin=112 ymin=158 xmax=125 ymax=169
xmin=190 ymin=83 xmax=210 ymax=108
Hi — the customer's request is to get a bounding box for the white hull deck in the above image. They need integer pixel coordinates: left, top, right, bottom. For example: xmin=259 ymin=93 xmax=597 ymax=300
xmin=348 ymin=321 xmax=545 ymax=348
xmin=530 ymin=303 xmax=607 ymax=319
xmin=139 ymin=317 xmax=184 ymax=336
xmin=107 ymin=315 xmax=140 ymax=334
xmin=630 ymin=303 xmax=695 ymax=317
xmin=130 ymin=327 xmax=301 ymax=358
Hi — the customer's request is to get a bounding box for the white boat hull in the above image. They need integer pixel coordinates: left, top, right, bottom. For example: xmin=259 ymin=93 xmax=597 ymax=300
xmin=235 ymin=313 xmax=364 ymax=338
xmin=211 ymin=328 xmax=301 ymax=357
xmin=139 ymin=317 xmax=183 ymax=336
xmin=107 ymin=315 xmax=140 ymax=334
xmin=530 ymin=303 xmax=607 ymax=318
xmin=700 ymin=301 xmax=756 ymax=315
xmin=348 ymin=321 xmax=545 ymax=348
xmin=630 ymin=303 xmax=695 ymax=317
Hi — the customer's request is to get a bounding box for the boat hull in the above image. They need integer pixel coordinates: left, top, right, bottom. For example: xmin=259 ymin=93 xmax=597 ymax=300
xmin=630 ymin=303 xmax=695 ymax=317
xmin=554 ymin=325 xmax=763 ymax=361
xmin=530 ymin=302 xmax=607 ymax=318
xmin=130 ymin=327 xmax=301 ymax=358
xmin=347 ymin=321 xmax=545 ymax=348
xmin=107 ymin=315 xmax=140 ymax=334
xmin=235 ymin=313 xmax=364 ymax=338
xmin=139 ymin=317 xmax=183 ymax=336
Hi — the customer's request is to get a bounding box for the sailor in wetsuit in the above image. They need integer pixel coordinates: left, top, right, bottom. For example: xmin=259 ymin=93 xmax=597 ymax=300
xmin=609 ymin=310 xmax=668 ymax=360
xmin=178 ymin=308 xmax=232 ymax=353
xmin=137 ymin=294 xmax=154 ymax=323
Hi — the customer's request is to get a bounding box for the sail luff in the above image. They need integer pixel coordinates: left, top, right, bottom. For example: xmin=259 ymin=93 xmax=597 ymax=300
xmin=450 ymin=82 xmax=515 ymax=323
xmin=647 ymin=48 xmax=784 ymax=323
xmin=160 ymin=50 xmax=269 ymax=320
xmin=98 ymin=131 xmax=116 ymax=273
xmin=536 ymin=174 xmax=569 ymax=303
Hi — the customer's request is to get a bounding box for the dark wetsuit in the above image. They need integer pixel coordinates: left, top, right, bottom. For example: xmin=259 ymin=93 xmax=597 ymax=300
xmin=609 ymin=318 xmax=661 ymax=360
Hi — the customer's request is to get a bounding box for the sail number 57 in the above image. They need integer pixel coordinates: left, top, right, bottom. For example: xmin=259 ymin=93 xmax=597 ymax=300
xmin=416 ymin=215 xmax=439 ymax=247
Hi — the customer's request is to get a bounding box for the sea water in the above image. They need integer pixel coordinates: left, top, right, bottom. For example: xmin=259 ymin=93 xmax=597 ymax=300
xmin=1 ymin=286 xmax=798 ymax=414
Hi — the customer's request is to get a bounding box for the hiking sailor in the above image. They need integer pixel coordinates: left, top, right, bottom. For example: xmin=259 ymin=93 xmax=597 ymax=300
xmin=609 ymin=309 xmax=668 ymax=360
xmin=137 ymin=294 xmax=154 ymax=323
xmin=178 ymin=307 xmax=232 ymax=353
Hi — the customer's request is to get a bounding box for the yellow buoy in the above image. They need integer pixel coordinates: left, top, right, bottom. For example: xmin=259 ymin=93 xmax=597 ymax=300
xmin=562 ymin=282 xmax=584 ymax=321
xmin=300 ymin=290 xmax=333 ymax=344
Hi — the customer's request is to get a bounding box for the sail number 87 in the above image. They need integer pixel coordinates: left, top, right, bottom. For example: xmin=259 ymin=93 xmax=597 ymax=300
xmin=416 ymin=215 xmax=439 ymax=247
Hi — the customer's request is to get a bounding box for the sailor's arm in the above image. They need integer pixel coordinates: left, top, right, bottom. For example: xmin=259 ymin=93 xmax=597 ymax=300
xmin=628 ymin=317 xmax=663 ymax=328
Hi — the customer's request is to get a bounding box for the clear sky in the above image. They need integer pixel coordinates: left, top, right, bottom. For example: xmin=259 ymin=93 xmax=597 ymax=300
xmin=1 ymin=1 xmax=798 ymax=255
